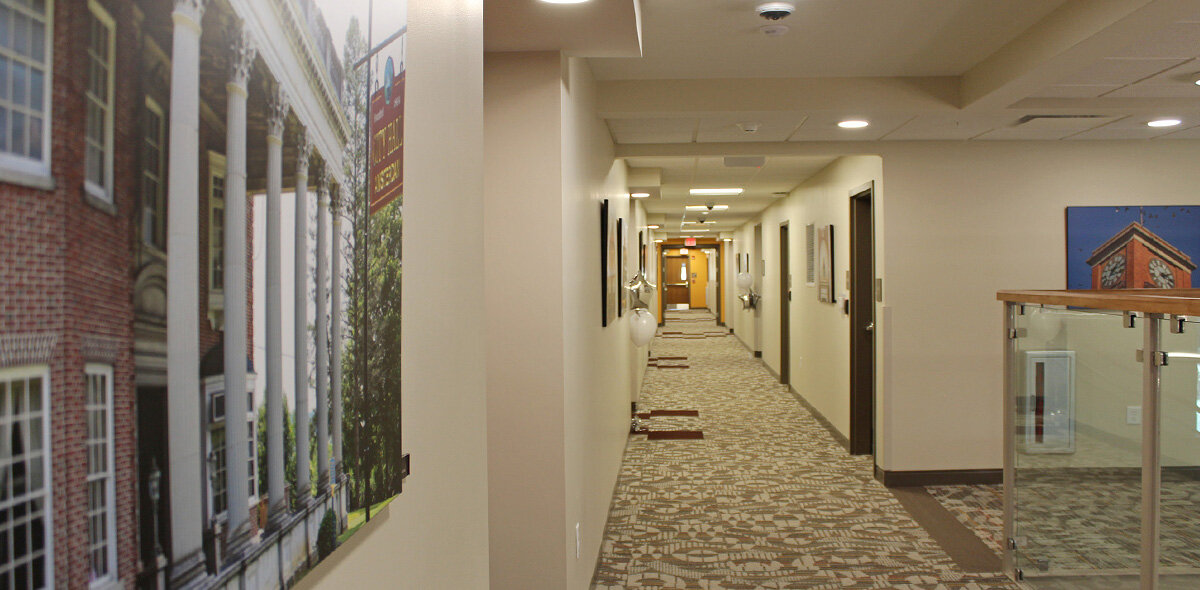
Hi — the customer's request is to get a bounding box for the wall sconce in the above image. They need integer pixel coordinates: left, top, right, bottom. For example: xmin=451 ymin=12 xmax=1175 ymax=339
xmin=625 ymin=271 xmax=658 ymax=346
xmin=736 ymin=272 xmax=759 ymax=309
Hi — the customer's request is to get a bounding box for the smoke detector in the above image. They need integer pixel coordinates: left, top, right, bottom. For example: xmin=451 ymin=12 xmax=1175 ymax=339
xmin=757 ymin=2 xmax=795 ymax=20
xmin=736 ymin=121 xmax=760 ymax=134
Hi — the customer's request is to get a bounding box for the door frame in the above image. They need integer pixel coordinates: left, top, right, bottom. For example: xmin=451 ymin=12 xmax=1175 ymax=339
xmin=849 ymin=181 xmax=876 ymax=456
xmin=779 ymin=222 xmax=790 ymax=386
xmin=660 ymin=250 xmax=690 ymax=321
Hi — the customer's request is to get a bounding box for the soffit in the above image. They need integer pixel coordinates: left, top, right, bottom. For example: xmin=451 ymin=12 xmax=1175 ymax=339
xmin=484 ymin=0 xmax=642 ymax=57
xmin=590 ymin=0 xmax=1066 ymax=80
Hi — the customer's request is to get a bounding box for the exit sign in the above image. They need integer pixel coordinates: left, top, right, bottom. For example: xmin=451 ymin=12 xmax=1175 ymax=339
xmin=684 ymin=238 xmax=697 ymax=246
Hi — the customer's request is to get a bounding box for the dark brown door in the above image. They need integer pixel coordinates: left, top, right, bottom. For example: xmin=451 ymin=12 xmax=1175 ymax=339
xmin=779 ymin=224 xmax=790 ymax=386
xmin=663 ymin=256 xmax=690 ymax=306
xmin=849 ymin=183 xmax=876 ymax=456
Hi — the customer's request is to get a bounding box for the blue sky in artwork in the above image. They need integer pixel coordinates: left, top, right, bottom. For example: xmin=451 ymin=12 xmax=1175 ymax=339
xmin=1066 ymin=206 xmax=1200 ymax=289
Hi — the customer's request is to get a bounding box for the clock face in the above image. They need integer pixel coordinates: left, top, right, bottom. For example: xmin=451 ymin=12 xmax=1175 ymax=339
xmin=1149 ymin=258 xmax=1175 ymax=288
xmin=1100 ymin=253 xmax=1126 ymax=289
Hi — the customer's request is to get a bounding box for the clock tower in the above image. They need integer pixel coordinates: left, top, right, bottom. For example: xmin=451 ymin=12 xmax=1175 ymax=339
xmin=1086 ymin=222 xmax=1194 ymax=289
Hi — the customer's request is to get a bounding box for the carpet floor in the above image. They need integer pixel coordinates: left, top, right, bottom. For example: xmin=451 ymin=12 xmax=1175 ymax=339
xmin=592 ymin=309 xmax=1018 ymax=589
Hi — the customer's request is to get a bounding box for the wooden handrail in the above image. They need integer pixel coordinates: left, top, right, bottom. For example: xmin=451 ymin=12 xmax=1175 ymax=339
xmin=997 ymin=289 xmax=1200 ymax=316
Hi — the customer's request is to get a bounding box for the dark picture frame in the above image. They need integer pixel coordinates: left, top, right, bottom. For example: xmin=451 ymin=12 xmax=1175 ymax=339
xmin=601 ymin=200 xmax=610 ymax=326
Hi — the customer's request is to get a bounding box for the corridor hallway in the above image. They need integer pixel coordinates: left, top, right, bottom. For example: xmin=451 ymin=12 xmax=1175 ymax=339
xmin=592 ymin=310 xmax=1015 ymax=589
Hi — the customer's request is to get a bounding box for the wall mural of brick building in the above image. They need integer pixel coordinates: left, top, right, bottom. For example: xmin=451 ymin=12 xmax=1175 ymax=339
xmin=0 ymin=0 xmax=350 ymax=588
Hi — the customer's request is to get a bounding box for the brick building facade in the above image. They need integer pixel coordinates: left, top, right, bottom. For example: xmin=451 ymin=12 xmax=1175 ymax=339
xmin=1 ymin=0 xmax=347 ymax=588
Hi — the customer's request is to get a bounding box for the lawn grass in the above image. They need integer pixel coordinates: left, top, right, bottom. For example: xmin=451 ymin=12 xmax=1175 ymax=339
xmin=337 ymin=494 xmax=398 ymax=545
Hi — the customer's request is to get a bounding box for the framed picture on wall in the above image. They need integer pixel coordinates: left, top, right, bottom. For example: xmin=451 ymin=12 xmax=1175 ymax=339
xmin=638 ymin=230 xmax=646 ymax=274
xmin=1066 ymin=206 xmax=1197 ymax=290
xmin=617 ymin=218 xmax=625 ymax=317
xmin=601 ymin=200 xmax=611 ymax=326
xmin=818 ymin=224 xmax=835 ymax=303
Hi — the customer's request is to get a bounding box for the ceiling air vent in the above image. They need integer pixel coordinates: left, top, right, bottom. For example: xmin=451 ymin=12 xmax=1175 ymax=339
xmin=1016 ymin=115 xmax=1109 ymax=125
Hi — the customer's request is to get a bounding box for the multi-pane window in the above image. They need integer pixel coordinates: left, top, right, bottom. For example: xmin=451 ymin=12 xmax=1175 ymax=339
xmin=0 ymin=366 xmax=51 ymax=590
xmin=209 ymin=427 xmax=226 ymax=515
xmin=85 ymin=365 xmax=116 ymax=586
xmin=0 ymin=0 xmax=51 ymax=177
xmin=84 ymin=1 xmax=114 ymax=202
xmin=246 ymin=419 xmax=255 ymax=499
xmin=141 ymin=99 xmax=165 ymax=249
xmin=209 ymin=155 xmax=226 ymax=294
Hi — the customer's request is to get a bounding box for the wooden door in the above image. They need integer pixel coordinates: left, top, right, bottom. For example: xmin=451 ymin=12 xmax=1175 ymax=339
xmin=664 ymin=256 xmax=689 ymax=306
xmin=849 ymin=183 xmax=876 ymax=456
xmin=689 ymin=250 xmax=708 ymax=309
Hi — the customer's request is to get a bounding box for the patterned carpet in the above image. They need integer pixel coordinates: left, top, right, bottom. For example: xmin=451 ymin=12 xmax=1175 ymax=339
xmin=592 ymin=309 xmax=1018 ymax=589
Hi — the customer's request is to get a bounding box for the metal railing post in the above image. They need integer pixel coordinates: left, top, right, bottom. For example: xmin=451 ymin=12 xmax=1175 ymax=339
xmin=1002 ymin=302 xmax=1018 ymax=580
xmin=1141 ymin=313 xmax=1162 ymax=590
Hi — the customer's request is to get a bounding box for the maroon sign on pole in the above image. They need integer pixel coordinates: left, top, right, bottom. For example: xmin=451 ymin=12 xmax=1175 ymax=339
xmin=369 ymin=64 xmax=405 ymax=215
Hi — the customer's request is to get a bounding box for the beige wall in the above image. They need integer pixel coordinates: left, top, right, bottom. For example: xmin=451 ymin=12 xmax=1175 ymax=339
xmin=747 ymin=156 xmax=882 ymax=437
xmin=560 ymin=55 xmax=640 ymax=590
xmin=481 ymin=53 xmax=641 ymax=589
xmin=735 ymin=140 xmax=1200 ymax=474
xmin=297 ymin=1 xmax=491 ymax=588
xmin=879 ymin=140 xmax=1200 ymax=472
xmin=484 ymin=50 xmax=569 ymax=588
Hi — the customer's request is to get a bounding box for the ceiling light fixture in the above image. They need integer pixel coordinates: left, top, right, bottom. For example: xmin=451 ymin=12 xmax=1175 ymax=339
xmin=685 ymin=205 xmax=729 ymax=211
xmin=838 ymin=120 xmax=870 ymax=129
xmin=645 ymin=224 xmax=661 ymax=229
xmin=1147 ymin=118 xmax=1182 ymax=128
xmin=689 ymin=188 xmax=743 ymax=196
xmin=654 ymin=239 xmax=664 ymax=243
xmin=630 ymin=192 xmax=650 ymax=198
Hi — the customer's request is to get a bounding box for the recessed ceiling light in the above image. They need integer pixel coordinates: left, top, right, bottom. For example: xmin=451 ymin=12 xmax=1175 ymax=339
xmin=685 ymin=205 xmax=729 ymax=211
xmin=654 ymin=239 xmax=664 ymax=243
xmin=722 ymin=238 xmax=733 ymax=242
xmin=689 ymin=188 xmax=743 ymax=196
xmin=1147 ymin=118 xmax=1182 ymax=128
xmin=630 ymin=192 xmax=650 ymax=198
xmin=1193 ymin=74 xmax=1200 ymax=86
xmin=838 ymin=120 xmax=870 ymax=129
xmin=690 ymin=229 xmax=710 ymax=232
xmin=645 ymin=224 xmax=661 ymax=229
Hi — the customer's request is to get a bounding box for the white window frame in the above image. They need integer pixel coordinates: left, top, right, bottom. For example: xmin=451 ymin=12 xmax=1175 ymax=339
xmin=208 ymin=152 xmax=227 ymax=295
xmin=141 ymin=97 xmax=165 ymax=251
xmin=83 ymin=0 xmax=115 ymax=204
xmin=0 ymin=365 xmax=54 ymax=590
xmin=0 ymin=0 xmax=54 ymax=187
xmin=203 ymin=375 xmax=258 ymax=523
xmin=84 ymin=364 xmax=117 ymax=588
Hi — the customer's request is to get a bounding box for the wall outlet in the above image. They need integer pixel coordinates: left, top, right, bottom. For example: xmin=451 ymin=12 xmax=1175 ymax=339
xmin=1126 ymin=405 xmax=1142 ymax=425
xmin=575 ymin=523 xmax=581 ymax=559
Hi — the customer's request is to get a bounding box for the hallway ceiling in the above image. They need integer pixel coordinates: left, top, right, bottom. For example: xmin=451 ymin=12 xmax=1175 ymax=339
xmin=570 ymin=0 xmax=1200 ymax=236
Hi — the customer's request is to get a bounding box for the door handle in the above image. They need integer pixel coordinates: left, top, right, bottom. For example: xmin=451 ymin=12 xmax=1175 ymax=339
xmin=864 ymin=322 xmax=875 ymax=332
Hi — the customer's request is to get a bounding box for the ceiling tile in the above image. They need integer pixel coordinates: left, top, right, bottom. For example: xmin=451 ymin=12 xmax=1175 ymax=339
xmin=695 ymin=114 xmax=807 ymax=143
xmin=975 ymin=116 xmax=1119 ymax=140
xmin=882 ymin=114 xmax=1021 ymax=140
xmin=1058 ymin=58 xmax=1186 ymax=86
xmin=607 ymin=118 xmax=698 ymax=144
xmin=788 ymin=113 xmax=912 ymax=141
xmin=1111 ymin=22 xmax=1200 ymax=59
xmin=1028 ymin=85 xmax=1122 ymax=98
xmin=1068 ymin=115 xmax=1199 ymax=140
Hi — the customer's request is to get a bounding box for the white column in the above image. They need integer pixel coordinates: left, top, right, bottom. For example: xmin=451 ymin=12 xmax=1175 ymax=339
xmin=315 ymin=170 xmax=331 ymax=490
xmin=331 ymin=187 xmax=345 ymax=483
xmin=165 ymin=0 xmax=207 ymax=583
xmin=294 ymin=134 xmax=312 ymax=501
xmin=265 ymin=86 xmax=289 ymax=523
xmin=222 ymin=26 xmax=255 ymax=545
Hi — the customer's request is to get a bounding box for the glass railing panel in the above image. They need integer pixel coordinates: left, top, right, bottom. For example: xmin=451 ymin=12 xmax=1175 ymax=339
xmin=1159 ymin=315 xmax=1200 ymax=589
xmin=1012 ymin=306 xmax=1142 ymax=588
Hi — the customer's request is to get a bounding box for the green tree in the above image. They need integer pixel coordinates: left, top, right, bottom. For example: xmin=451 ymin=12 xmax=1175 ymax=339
xmin=339 ymin=16 xmax=405 ymax=511
xmin=256 ymin=397 xmax=296 ymax=504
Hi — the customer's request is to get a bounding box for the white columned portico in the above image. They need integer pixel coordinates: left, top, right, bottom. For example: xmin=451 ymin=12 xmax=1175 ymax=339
xmin=265 ymin=86 xmax=289 ymax=524
xmin=165 ymin=0 xmax=208 ymax=583
xmin=222 ymin=25 xmax=256 ymax=546
xmin=294 ymin=134 xmax=313 ymax=501
xmin=331 ymin=187 xmax=345 ymax=482
xmin=315 ymin=170 xmax=331 ymax=490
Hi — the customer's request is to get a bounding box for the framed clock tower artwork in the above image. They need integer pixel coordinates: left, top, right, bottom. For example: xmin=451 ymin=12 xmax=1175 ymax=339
xmin=1067 ymin=207 xmax=1198 ymax=290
